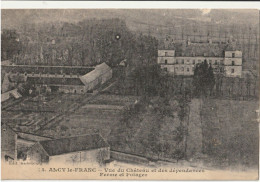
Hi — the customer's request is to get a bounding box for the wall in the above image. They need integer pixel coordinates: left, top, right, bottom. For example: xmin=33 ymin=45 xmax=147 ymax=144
xmin=27 ymin=143 xmax=49 ymax=163
xmin=58 ymin=85 xmax=86 ymax=94
xmin=160 ymin=65 xmax=175 ymax=74
xmin=157 ymin=57 xmax=175 ymax=64
xmin=158 ymin=50 xmax=175 ymax=57
xmin=225 ymin=66 xmax=242 ymax=77
xmin=175 ymin=57 xmax=224 ymax=65
xmin=225 ymin=51 xmax=242 ymax=58
xmin=110 ymin=150 xmax=149 ymax=165
xmin=174 ymin=64 xmax=194 ymax=76
xmin=224 ymin=58 xmax=242 ymax=66
xmin=1 ymin=125 xmax=17 ymax=161
xmin=49 ymin=147 xmax=110 ymax=165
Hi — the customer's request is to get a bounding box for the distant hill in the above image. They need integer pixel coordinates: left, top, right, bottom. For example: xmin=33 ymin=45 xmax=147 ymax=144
xmin=2 ymin=9 xmax=259 ymax=32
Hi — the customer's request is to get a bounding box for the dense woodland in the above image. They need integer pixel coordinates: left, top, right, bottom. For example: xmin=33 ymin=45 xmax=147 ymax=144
xmin=2 ymin=18 xmax=158 ymax=67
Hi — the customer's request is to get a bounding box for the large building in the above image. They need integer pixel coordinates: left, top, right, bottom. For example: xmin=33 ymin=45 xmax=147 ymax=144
xmin=27 ymin=134 xmax=110 ymax=165
xmin=157 ymin=40 xmax=242 ymax=77
xmin=2 ymin=62 xmax=112 ymax=94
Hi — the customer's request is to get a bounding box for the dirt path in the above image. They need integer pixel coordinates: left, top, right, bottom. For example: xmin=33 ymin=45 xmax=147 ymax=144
xmin=186 ymin=98 xmax=203 ymax=160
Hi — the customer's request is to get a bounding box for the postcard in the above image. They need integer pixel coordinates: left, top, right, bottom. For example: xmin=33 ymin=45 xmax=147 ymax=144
xmin=1 ymin=6 xmax=259 ymax=180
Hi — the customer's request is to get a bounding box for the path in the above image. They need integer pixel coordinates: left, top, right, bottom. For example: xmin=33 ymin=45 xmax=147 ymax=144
xmin=186 ymin=98 xmax=203 ymax=160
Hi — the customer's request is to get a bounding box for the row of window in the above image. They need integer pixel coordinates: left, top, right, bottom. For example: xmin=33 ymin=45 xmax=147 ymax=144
xmin=163 ymin=67 xmax=194 ymax=72
xmin=163 ymin=67 xmax=235 ymax=74
xmin=162 ymin=52 xmax=236 ymax=58
xmin=163 ymin=59 xmax=236 ymax=65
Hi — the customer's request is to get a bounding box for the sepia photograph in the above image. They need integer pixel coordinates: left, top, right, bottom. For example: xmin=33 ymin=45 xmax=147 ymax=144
xmin=1 ymin=4 xmax=259 ymax=180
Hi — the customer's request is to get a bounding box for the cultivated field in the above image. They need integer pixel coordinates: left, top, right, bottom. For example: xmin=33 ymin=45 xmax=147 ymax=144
xmin=39 ymin=94 xmax=140 ymax=139
xmin=190 ymin=98 xmax=259 ymax=169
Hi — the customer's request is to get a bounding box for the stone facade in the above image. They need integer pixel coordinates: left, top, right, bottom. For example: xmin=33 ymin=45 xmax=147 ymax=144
xmin=26 ymin=134 xmax=110 ymax=165
xmin=157 ymin=49 xmax=242 ymax=77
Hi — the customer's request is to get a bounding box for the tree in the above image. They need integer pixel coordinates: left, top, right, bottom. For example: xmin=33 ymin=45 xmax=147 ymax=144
xmin=1 ymin=29 xmax=22 ymax=60
xmin=193 ymin=60 xmax=215 ymax=97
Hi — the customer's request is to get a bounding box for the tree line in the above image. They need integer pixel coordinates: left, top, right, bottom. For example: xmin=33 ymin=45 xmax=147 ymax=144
xmin=2 ymin=18 xmax=158 ymax=67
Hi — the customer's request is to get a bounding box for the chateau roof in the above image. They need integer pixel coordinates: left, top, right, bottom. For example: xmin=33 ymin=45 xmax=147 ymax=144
xmin=159 ymin=40 xmax=242 ymax=57
xmin=175 ymin=42 xmax=226 ymax=57
xmin=38 ymin=134 xmax=109 ymax=156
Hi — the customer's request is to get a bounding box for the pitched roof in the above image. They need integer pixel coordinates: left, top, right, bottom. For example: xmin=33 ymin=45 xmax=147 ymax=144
xmin=38 ymin=134 xmax=109 ymax=156
xmin=27 ymin=77 xmax=84 ymax=86
xmin=174 ymin=42 xmax=226 ymax=57
xmin=225 ymin=41 xmax=242 ymax=51
xmin=17 ymin=132 xmax=52 ymax=142
xmin=80 ymin=62 xmax=111 ymax=85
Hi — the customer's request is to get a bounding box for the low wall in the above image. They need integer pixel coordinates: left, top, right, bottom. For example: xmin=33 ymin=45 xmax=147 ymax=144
xmin=110 ymin=150 xmax=149 ymax=165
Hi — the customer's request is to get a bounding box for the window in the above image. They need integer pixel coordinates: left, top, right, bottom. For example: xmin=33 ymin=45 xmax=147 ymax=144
xmin=175 ymin=67 xmax=178 ymax=70
xmin=176 ymin=59 xmax=179 ymax=64
xmin=165 ymin=59 xmax=168 ymax=64
xmin=209 ymin=60 xmax=212 ymax=64
xmin=187 ymin=60 xmax=189 ymax=63
xmin=182 ymin=67 xmax=184 ymax=71
xmin=232 ymin=53 xmax=235 ymax=58
xmin=215 ymin=60 xmax=218 ymax=65
xmin=163 ymin=67 xmax=167 ymax=72
xmin=165 ymin=52 xmax=168 ymax=56
xmin=182 ymin=59 xmax=184 ymax=64
xmin=231 ymin=69 xmax=235 ymax=73
xmin=193 ymin=60 xmax=195 ymax=64
xmin=187 ymin=68 xmax=189 ymax=72
xmin=198 ymin=59 xmax=201 ymax=63
xmin=232 ymin=61 xmax=235 ymax=66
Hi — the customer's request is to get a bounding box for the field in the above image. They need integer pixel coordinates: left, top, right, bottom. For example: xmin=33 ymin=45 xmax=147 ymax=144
xmin=1 ymin=93 xmax=92 ymax=133
xmin=39 ymin=94 xmax=140 ymax=139
xmin=190 ymin=98 xmax=259 ymax=169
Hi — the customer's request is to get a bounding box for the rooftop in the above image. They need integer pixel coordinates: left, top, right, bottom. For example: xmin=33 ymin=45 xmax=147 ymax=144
xmin=27 ymin=77 xmax=85 ymax=86
xmin=39 ymin=134 xmax=109 ymax=156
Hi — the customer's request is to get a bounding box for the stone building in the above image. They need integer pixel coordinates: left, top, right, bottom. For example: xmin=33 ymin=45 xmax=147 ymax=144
xmin=27 ymin=134 xmax=110 ymax=165
xmin=2 ymin=62 xmax=112 ymax=94
xmin=157 ymin=40 xmax=242 ymax=77
xmin=1 ymin=123 xmax=17 ymax=161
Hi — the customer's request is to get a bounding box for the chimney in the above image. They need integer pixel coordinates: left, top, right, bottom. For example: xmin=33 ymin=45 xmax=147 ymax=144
xmin=209 ymin=38 xmax=212 ymax=44
xmin=187 ymin=38 xmax=191 ymax=46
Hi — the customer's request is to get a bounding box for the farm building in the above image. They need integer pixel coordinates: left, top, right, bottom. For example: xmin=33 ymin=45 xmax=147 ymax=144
xmin=1 ymin=123 xmax=17 ymax=161
xmin=1 ymin=89 xmax=22 ymax=103
xmin=1 ymin=63 xmax=112 ymax=94
xmin=158 ymin=39 xmax=243 ymax=77
xmin=27 ymin=134 xmax=110 ymax=165
xmin=16 ymin=132 xmax=53 ymax=160
xmin=80 ymin=62 xmax=112 ymax=91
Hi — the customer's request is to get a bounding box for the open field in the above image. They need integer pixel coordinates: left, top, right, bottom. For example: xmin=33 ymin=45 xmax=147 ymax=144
xmin=192 ymin=98 xmax=259 ymax=169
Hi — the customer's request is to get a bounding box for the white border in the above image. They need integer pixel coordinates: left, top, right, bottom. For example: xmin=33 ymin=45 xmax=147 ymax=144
xmin=1 ymin=2 xmax=259 ymax=182
xmin=1 ymin=1 xmax=260 ymax=9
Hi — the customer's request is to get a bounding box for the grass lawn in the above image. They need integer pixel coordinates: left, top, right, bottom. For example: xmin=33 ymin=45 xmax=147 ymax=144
xmin=200 ymin=98 xmax=259 ymax=169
